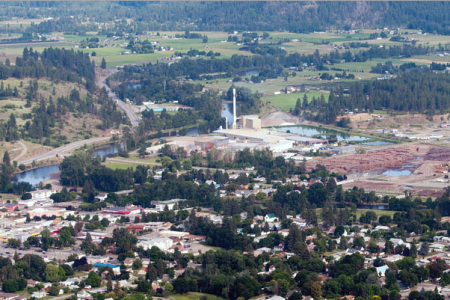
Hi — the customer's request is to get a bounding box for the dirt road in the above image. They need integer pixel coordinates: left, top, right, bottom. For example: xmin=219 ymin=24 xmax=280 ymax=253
xmin=12 ymin=140 xmax=27 ymax=162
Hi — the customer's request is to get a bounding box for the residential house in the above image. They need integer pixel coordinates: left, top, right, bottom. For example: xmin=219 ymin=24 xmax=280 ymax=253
xmin=264 ymin=213 xmax=277 ymax=223
xmin=274 ymin=242 xmax=285 ymax=252
xmin=31 ymin=292 xmax=47 ymax=300
xmin=383 ymin=254 xmax=403 ymax=263
xmin=254 ymin=247 xmax=272 ymax=256
xmin=123 ymin=257 xmax=135 ymax=267
xmin=77 ymin=290 xmax=92 ymax=300
xmin=26 ymin=279 xmax=39 ymax=287
xmin=292 ymin=218 xmax=307 ymax=228
xmin=0 ymin=293 xmax=23 ymax=300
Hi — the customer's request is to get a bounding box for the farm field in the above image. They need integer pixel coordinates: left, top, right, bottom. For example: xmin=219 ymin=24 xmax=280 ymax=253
xmin=263 ymin=91 xmax=330 ymax=111
xmin=1 ymin=30 xmax=450 ymax=69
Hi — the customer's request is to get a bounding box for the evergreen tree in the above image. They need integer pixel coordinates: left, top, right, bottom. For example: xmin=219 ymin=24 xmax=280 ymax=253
xmin=101 ymin=57 xmax=107 ymax=69
xmin=302 ymin=94 xmax=308 ymax=109
xmin=294 ymin=98 xmax=301 ymax=115
xmin=106 ymin=274 xmax=113 ymax=292
xmin=419 ymin=242 xmax=429 ymax=257
xmin=146 ymin=264 xmax=157 ymax=282
xmin=3 ymin=151 xmax=10 ymax=165
xmin=410 ymin=241 xmax=418 ymax=259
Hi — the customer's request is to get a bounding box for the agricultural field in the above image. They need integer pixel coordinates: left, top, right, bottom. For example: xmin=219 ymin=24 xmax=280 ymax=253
xmin=263 ymin=91 xmax=330 ymax=111
xmin=1 ymin=29 xmax=450 ymax=69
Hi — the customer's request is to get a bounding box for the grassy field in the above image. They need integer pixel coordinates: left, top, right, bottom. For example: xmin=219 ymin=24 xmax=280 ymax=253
xmin=169 ymin=292 xmax=224 ymax=300
xmin=263 ymin=91 xmax=330 ymax=111
xmin=105 ymin=163 xmax=136 ymax=170
xmin=317 ymin=208 xmax=395 ymax=220
xmin=354 ymin=209 xmax=396 ymax=219
xmin=0 ymin=29 xmax=449 ymax=69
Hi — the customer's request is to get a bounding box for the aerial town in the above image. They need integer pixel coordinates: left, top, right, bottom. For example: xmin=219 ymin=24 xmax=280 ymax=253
xmin=2 ymin=2 xmax=450 ymax=300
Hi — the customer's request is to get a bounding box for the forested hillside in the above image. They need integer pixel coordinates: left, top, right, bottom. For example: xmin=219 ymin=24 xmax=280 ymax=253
xmin=1 ymin=2 xmax=450 ymax=34
xmin=301 ymin=69 xmax=450 ymax=123
xmin=0 ymin=47 xmax=124 ymax=146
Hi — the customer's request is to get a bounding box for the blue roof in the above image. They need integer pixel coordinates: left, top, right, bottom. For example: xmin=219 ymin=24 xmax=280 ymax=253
xmin=93 ymin=263 xmax=120 ymax=268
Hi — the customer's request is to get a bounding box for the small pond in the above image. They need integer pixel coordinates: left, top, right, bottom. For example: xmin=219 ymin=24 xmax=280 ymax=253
xmin=93 ymin=143 xmax=122 ymax=158
xmin=14 ymin=165 xmax=60 ymax=186
xmin=382 ymin=170 xmax=412 ymax=177
xmin=276 ymin=125 xmax=371 ymax=142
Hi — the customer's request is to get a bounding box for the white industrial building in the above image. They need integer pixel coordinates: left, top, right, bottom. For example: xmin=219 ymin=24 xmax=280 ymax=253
xmin=137 ymin=237 xmax=174 ymax=251
xmin=151 ymin=199 xmax=186 ymax=212
xmin=29 ymin=190 xmax=57 ymax=200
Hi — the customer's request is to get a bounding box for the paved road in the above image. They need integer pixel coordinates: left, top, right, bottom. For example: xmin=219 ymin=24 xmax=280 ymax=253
xmin=16 ymin=68 xmax=138 ymax=166
xmin=13 ymin=140 xmax=28 ymax=162
xmin=97 ymin=69 xmax=140 ymax=127
xmin=17 ymin=136 xmax=111 ymax=165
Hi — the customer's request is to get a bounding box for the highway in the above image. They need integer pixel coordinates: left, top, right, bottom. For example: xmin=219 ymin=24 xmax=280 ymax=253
xmin=17 ymin=136 xmax=111 ymax=165
xmin=97 ymin=69 xmax=140 ymax=128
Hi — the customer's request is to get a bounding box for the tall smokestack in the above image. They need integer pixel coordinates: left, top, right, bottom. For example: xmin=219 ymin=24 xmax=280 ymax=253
xmin=225 ymin=117 xmax=228 ymax=130
xmin=233 ymin=88 xmax=237 ymax=129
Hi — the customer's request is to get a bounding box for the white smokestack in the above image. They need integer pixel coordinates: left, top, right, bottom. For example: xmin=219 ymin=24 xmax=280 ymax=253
xmin=225 ymin=117 xmax=228 ymax=130
xmin=233 ymin=88 xmax=237 ymax=129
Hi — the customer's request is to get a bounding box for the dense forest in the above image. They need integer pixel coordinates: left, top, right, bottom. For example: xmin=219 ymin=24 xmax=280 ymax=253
xmin=0 ymin=47 xmax=95 ymax=91
xmin=2 ymin=2 xmax=450 ymax=35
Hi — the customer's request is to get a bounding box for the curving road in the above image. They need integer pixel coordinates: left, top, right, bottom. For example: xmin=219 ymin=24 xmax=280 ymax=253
xmin=13 ymin=140 xmax=28 ymax=162
xmin=97 ymin=69 xmax=140 ymax=127
xmin=17 ymin=136 xmax=111 ymax=165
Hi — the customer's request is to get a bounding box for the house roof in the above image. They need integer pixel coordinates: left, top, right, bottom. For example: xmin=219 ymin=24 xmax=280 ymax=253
xmin=376 ymin=265 xmax=389 ymax=273
xmin=266 ymin=213 xmax=276 ymax=218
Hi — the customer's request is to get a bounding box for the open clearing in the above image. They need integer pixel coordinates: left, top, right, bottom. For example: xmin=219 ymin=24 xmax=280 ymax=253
xmin=169 ymin=292 xmax=224 ymax=300
xmin=263 ymin=91 xmax=330 ymax=111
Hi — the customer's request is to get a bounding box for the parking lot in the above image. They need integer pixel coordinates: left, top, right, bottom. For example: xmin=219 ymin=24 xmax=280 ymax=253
xmin=0 ymin=241 xmax=82 ymax=261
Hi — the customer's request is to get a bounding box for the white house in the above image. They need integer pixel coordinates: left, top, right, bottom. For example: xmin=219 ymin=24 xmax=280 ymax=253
xmin=264 ymin=213 xmax=277 ymax=223
xmin=32 ymin=292 xmax=47 ymax=299
xmin=77 ymin=290 xmax=92 ymax=300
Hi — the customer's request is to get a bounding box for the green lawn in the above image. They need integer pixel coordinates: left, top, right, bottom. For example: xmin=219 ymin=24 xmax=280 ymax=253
xmin=263 ymin=91 xmax=329 ymax=111
xmin=105 ymin=163 xmax=136 ymax=170
xmin=170 ymin=293 xmax=224 ymax=300
xmin=317 ymin=208 xmax=396 ymax=221
xmin=354 ymin=209 xmax=396 ymax=219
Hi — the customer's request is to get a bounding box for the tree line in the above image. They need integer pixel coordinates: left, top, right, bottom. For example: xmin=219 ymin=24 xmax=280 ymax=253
xmin=5 ymin=2 xmax=450 ymax=35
